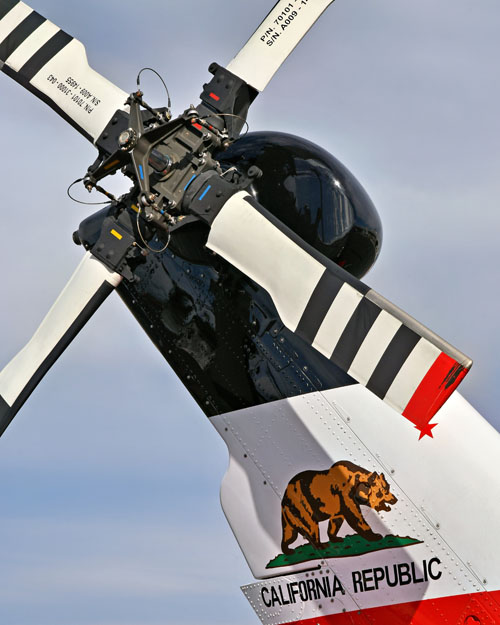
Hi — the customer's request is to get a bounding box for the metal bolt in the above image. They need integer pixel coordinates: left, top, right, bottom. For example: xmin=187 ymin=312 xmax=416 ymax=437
xmin=118 ymin=128 xmax=137 ymax=150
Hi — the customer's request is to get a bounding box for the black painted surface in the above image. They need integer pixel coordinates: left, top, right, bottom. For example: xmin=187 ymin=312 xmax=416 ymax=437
xmin=19 ymin=30 xmax=72 ymax=82
xmin=366 ymin=326 xmax=420 ymax=399
xmin=0 ymin=395 xmax=9 ymax=425
xmin=217 ymin=131 xmax=383 ymax=279
xmin=0 ymin=11 xmax=45 ymax=62
xmin=296 ymin=271 xmax=344 ymax=344
xmin=0 ymin=1 xmax=19 ymax=21
xmin=118 ymin=246 xmax=355 ymax=418
xmin=117 ymin=132 xmax=382 ymax=417
xmin=0 ymin=282 xmax=115 ymax=437
xmin=332 ymin=298 xmax=381 ymax=372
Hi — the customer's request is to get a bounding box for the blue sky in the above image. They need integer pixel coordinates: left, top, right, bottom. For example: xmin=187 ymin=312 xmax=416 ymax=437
xmin=0 ymin=1 xmax=499 ymax=624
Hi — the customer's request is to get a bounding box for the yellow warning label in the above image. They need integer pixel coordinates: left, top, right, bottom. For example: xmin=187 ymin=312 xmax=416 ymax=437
xmin=104 ymin=159 xmax=121 ymax=171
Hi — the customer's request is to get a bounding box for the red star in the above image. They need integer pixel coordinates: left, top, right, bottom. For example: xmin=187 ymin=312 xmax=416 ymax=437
xmin=416 ymin=422 xmax=438 ymax=440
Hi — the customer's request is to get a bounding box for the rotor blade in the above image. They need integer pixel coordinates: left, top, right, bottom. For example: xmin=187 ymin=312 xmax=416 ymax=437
xmin=0 ymin=251 xmax=122 ymax=436
xmin=205 ymin=191 xmax=472 ymax=435
xmin=226 ymin=0 xmax=336 ymax=92
xmin=0 ymin=0 xmax=128 ymax=142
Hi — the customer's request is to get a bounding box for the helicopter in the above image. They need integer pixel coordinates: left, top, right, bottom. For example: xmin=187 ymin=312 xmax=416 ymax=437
xmin=0 ymin=1 xmax=500 ymax=624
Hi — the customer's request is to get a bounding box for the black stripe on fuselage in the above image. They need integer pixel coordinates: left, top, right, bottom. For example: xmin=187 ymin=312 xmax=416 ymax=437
xmin=331 ymin=297 xmax=382 ymax=373
xmin=0 ymin=0 xmax=20 ymax=21
xmin=295 ymin=270 xmax=344 ymax=344
xmin=19 ymin=29 xmax=71 ymax=81
xmin=0 ymin=281 xmax=114 ymax=438
xmin=0 ymin=11 xmax=45 ymax=62
xmin=366 ymin=325 xmax=421 ymax=400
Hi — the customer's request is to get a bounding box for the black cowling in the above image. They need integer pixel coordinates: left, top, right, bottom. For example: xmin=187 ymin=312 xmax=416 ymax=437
xmin=216 ymin=131 xmax=382 ymax=279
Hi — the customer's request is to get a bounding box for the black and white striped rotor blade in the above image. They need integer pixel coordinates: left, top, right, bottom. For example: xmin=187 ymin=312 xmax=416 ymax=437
xmin=226 ymin=0 xmax=335 ymax=93
xmin=206 ymin=192 xmax=473 ymax=435
xmin=0 ymin=252 xmax=122 ymax=437
xmin=0 ymin=0 xmax=128 ymax=143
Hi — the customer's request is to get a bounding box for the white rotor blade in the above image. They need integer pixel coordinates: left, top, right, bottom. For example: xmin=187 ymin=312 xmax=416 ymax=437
xmin=226 ymin=0 xmax=336 ymax=92
xmin=206 ymin=191 xmax=472 ymax=435
xmin=0 ymin=252 xmax=122 ymax=436
xmin=0 ymin=0 xmax=128 ymax=142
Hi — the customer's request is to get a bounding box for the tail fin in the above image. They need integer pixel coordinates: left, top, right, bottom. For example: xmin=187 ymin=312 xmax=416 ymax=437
xmin=210 ymin=385 xmax=500 ymax=623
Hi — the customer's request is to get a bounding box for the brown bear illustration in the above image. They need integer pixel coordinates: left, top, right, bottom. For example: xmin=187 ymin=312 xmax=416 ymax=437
xmin=281 ymin=460 xmax=397 ymax=554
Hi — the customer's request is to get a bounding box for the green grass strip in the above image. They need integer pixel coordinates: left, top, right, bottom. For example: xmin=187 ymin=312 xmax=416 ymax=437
xmin=266 ymin=534 xmax=422 ymax=569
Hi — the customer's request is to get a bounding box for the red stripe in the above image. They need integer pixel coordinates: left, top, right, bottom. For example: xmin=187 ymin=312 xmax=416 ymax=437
xmin=192 ymin=122 xmax=203 ymax=131
xmin=209 ymin=92 xmax=220 ymax=101
xmin=402 ymin=352 xmax=469 ymax=433
xmin=281 ymin=589 xmax=500 ymax=625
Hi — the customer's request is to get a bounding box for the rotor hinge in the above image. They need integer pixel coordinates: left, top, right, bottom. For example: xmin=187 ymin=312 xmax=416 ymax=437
xmin=94 ymin=109 xmax=130 ymax=160
xmin=76 ymin=209 xmax=145 ymax=282
xmin=94 ymin=105 xmax=172 ymax=161
xmin=198 ymin=63 xmax=258 ymax=141
xmin=182 ymin=165 xmax=262 ymax=226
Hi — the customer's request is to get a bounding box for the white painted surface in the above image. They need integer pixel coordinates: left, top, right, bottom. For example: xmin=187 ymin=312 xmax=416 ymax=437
xmin=347 ymin=311 xmax=402 ymax=384
xmin=0 ymin=2 xmax=128 ymax=141
xmin=367 ymin=290 xmax=473 ymax=369
xmin=0 ymin=252 xmax=121 ymax=406
xmin=208 ymin=193 xmax=470 ymax=422
xmin=0 ymin=2 xmax=31 ymax=44
xmin=29 ymin=38 xmax=128 ymax=141
xmin=5 ymin=20 xmax=59 ymax=71
xmin=207 ymin=191 xmax=325 ymax=331
xmin=312 ymin=282 xmax=363 ymax=357
xmin=212 ymin=386 xmax=500 ymax=623
xmin=227 ymin=0 xmax=336 ymax=91
xmin=384 ymin=337 xmax=440 ymax=412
